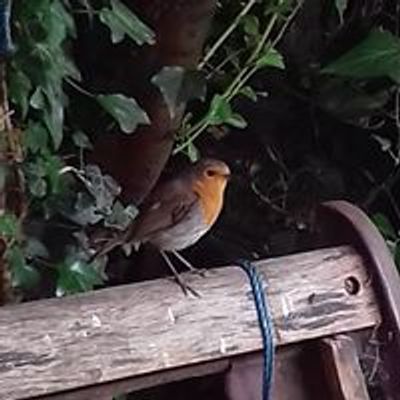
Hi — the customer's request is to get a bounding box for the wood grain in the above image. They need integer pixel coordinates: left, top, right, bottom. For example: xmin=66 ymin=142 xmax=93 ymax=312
xmin=0 ymin=246 xmax=380 ymax=399
xmin=320 ymin=335 xmax=371 ymax=399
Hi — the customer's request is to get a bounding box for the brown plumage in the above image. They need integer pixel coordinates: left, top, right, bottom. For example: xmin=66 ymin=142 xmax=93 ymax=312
xmin=92 ymin=159 xmax=230 ymax=294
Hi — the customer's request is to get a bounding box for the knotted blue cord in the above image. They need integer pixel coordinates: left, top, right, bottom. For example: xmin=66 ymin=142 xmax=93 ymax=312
xmin=0 ymin=0 xmax=13 ymax=57
xmin=237 ymin=259 xmax=275 ymax=400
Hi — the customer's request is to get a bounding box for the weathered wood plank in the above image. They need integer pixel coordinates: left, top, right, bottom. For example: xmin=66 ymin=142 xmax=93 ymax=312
xmin=320 ymin=335 xmax=370 ymax=400
xmin=0 ymin=246 xmax=380 ymax=399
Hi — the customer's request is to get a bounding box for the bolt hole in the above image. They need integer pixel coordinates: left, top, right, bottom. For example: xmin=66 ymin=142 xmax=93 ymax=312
xmin=345 ymin=276 xmax=361 ymax=295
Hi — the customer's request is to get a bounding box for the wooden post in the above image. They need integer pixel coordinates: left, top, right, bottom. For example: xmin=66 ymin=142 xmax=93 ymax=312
xmin=0 ymin=245 xmax=380 ymax=399
xmin=320 ymin=335 xmax=370 ymax=400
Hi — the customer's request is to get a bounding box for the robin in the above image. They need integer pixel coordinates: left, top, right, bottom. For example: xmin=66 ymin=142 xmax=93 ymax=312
xmin=92 ymin=158 xmax=231 ymax=295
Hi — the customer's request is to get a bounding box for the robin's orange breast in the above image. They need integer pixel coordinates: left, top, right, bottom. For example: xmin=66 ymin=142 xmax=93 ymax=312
xmin=192 ymin=174 xmax=228 ymax=226
xmin=122 ymin=158 xmax=230 ymax=253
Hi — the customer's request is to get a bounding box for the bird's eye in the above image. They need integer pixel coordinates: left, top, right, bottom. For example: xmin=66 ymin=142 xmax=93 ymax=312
xmin=206 ymin=169 xmax=217 ymax=177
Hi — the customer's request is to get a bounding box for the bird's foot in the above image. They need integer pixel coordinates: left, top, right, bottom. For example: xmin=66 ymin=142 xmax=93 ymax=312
xmin=172 ymin=274 xmax=200 ymax=298
xmin=161 ymin=251 xmax=201 ymax=297
xmin=171 ymin=250 xmax=207 ymax=277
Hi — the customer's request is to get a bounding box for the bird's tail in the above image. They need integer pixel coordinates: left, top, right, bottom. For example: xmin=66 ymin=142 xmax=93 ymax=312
xmin=88 ymin=231 xmax=130 ymax=264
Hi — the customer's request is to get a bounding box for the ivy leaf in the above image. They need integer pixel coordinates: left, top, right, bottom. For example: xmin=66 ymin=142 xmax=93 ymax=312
xmin=8 ymin=68 xmax=32 ymax=118
xmin=24 ymin=237 xmax=49 ymax=260
xmin=70 ymin=191 xmax=103 ymax=225
xmin=44 ymin=2 xmax=69 ymax=47
xmin=372 ymin=213 xmax=397 ymax=241
xmin=186 ymin=142 xmax=200 ymax=162
xmin=152 ymin=66 xmax=206 ymax=119
xmin=7 ymin=246 xmax=40 ymax=290
xmin=99 ymin=0 xmax=155 ymax=45
xmin=0 ymin=213 xmax=19 ymax=239
xmin=97 ymin=94 xmax=150 ymax=134
xmin=104 ymin=201 xmax=139 ymax=230
xmin=242 ymin=15 xmax=260 ymax=38
xmin=43 ymin=87 xmax=65 ymax=149
xmin=30 ymin=87 xmax=46 ymax=110
xmin=63 ymin=165 xmax=121 ymax=225
xmin=72 ymin=131 xmax=93 ymax=150
xmin=207 ymin=95 xmax=247 ymax=129
xmin=52 ymin=0 xmax=76 ymax=38
xmin=257 ymin=48 xmax=285 ymax=69
xmin=322 ymin=30 xmax=400 ymax=84
xmin=29 ymin=175 xmax=48 ymax=198
xmin=24 ymin=122 xmax=49 ymax=154
xmin=25 ymin=158 xmax=48 ymax=198
xmin=227 ymin=113 xmax=248 ymax=129
xmin=83 ymin=164 xmax=121 ymax=210
xmin=56 ymin=258 xmax=104 ymax=296
xmin=335 ymin=0 xmax=348 ymax=23
xmin=207 ymin=95 xmax=232 ymax=125
xmin=62 ymin=53 xmax=82 ymax=81
xmin=240 ymin=86 xmax=258 ymax=102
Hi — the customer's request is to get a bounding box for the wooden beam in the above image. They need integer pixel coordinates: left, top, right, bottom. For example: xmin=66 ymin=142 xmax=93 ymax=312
xmin=320 ymin=335 xmax=371 ymax=399
xmin=0 ymin=246 xmax=380 ymax=399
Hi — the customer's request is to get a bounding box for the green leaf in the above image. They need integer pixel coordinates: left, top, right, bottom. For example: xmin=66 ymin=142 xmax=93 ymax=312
xmin=335 ymin=0 xmax=348 ymax=23
xmin=29 ymin=176 xmax=48 ymax=198
xmin=227 ymin=113 xmax=248 ymax=129
xmin=52 ymin=0 xmax=76 ymax=38
xmin=151 ymin=66 xmax=206 ymax=119
xmin=322 ymin=30 xmax=400 ymax=84
xmin=42 ymin=153 xmax=64 ymax=194
xmin=24 ymin=122 xmax=49 ymax=154
xmin=186 ymin=142 xmax=200 ymax=162
xmin=83 ymin=164 xmax=121 ymax=209
xmin=72 ymin=131 xmax=93 ymax=150
xmin=257 ymin=47 xmax=285 ymax=69
xmin=68 ymin=192 xmax=103 ymax=225
xmin=25 ymin=157 xmax=49 ymax=198
xmin=372 ymin=213 xmax=397 ymax=240
xmin=207 ymin=95 xmax=233 ymax=125
xmin=44 ymin=2 xmax=69 ymax=47
xmin=7 ymin=246 xmax=40 ymax=290
xmin=30 ymin=87 xmax=46 ymax=109
xmin=240 ymin=86 xmax=258 ymax=102
xmin=62 ymin=53 xmax=82 ymax=81
xmin=8 ymin=68 xmax=32 ymax=118
xmin=97 ymin=94 xmax=150 ymax=133
xmin=62 ymin=165 xmax=122 ymax=225
xmin=104 ymin=201 xmax=139 ymax=230
xmin=56 ymin=258 xmax=104 ymax=296
xmin=24 ymin=237 xmax=49 ymax=259
xmin=242 ymin=15 xmax=260 ymax=38
xmin=99 ymin=0 xmax=155 ymax=45
xmin=43 ymin=87 xmax=65 ymax=149
xmin=206 ymin=95 xmax=248 ymax=129
xmin=0 ymin=213 xmax=19 ymax=239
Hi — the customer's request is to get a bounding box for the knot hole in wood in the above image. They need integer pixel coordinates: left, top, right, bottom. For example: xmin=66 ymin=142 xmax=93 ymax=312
xmin=344 ymin=276 xmax=361 ymax=296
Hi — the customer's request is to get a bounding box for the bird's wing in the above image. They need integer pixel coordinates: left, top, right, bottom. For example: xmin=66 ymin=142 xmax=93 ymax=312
xmin=127 ymin=178 xmax=199 ymax=242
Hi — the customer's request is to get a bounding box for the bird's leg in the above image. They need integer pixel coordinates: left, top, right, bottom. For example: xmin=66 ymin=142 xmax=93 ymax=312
xmin=160 ymin=251 xmax=200 ymax=297
xmin=171 ymin=250 xmax=207 ymax=277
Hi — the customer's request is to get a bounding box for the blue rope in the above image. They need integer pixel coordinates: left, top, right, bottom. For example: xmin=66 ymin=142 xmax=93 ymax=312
xmin=237 ymin=259 xmax=275 ymax=400
xmin=0 ymin=0 xmax=13 ymax=58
